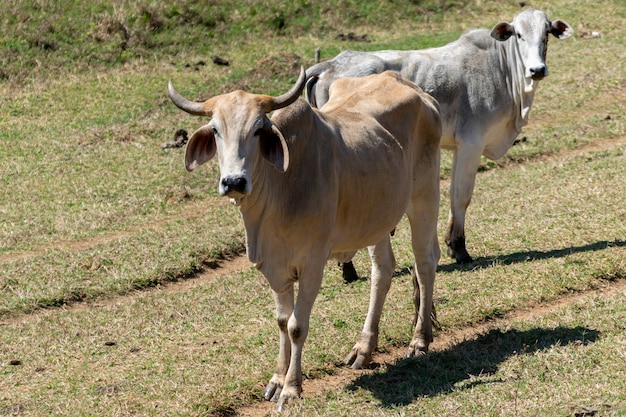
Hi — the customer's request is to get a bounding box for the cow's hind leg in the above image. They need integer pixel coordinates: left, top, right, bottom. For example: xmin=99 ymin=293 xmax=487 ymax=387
xmin=405 ymin=171 xmax=440 ymax=356
xmin=345 ymin=236 xmax=395 ymax=369
xmin=335 ymin=251 xmax=359 ymax=283
xmin=406 ymin=222 xmax=440 ymax=356
xmin=411 ymin=267 xmax=440 ymax=334
xmin=341 ymin=261 xmax=360 ymax=283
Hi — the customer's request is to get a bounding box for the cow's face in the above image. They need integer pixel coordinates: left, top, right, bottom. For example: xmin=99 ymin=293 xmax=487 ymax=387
xmin=168 ymin=67 xmax=306 ymax=201
xmin=185 ymin=96 xmax=290 ymax=199
xmin=491 ymin=9 xmax=573 ymax=80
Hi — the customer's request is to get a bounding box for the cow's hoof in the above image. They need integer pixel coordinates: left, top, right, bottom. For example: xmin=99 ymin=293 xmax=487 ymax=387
xmin=341 ymin=261 xmax=359 ymax=283
xmin=344 ymin=347 xmax=372 ymax=369
xmin=455 ymin=251 xmax=473 ymax=264
xmin=446 ymin=237 xmax=473 ymax=264
xmin=263 ymin=380 xmax=282 ymax=402
xmin=275 ymin=387 xmax=301 ymax=412
xmin=275 ymin=396 xmax=291 ymax=413
xmin=405 ymin=343 xmax=428 ymax=358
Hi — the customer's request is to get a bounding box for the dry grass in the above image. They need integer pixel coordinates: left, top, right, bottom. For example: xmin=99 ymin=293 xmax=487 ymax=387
xmin=1 ymin=0 xmax=625 ymax=415
xmin=2 ymin=141 xmax=624 ymax=415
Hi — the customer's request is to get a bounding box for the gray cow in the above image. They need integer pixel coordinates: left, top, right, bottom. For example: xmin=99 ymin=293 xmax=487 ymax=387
xmin=306 ymin=8 xmax=573 ymax=269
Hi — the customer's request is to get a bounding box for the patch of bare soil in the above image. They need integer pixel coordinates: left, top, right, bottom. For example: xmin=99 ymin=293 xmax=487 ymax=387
xmin=543 ymin=133 xmax=626 ymax=160
xmin=0 ymin=254 xmax=252 ymax=327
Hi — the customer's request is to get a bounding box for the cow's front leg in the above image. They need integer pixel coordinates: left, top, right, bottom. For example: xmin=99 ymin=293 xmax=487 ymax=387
xmin=275 ymin=263 xmax=324 ymax=412
xmin=446 ymin=145 xmax=482 ymax=264
xmin=345 ymin=237 xmax=394 ymax=369
xmin=263 ymin=285 xmax=294 ymax=402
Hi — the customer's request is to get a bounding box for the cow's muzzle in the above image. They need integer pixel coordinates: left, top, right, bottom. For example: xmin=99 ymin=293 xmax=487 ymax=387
xmin=529 ymin=65 xmax=547 ymax=80
xmin=220 ymin=176 xmax=248 ymax=196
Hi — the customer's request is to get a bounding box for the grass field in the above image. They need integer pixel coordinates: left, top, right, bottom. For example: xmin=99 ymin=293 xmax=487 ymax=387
xmin=1 ymin=0 xmax=625 ymax=415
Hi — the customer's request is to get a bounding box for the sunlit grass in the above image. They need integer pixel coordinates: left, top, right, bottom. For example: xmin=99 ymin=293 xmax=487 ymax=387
xmin=1 ymin=0 xmax=625 ymax=415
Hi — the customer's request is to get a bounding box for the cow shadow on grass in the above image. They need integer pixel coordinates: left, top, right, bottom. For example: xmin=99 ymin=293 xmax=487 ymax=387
xmin=346 ymin=325 xmax=600 ymax=407
xmin=436 ymin=238 xmax=626 ymax=274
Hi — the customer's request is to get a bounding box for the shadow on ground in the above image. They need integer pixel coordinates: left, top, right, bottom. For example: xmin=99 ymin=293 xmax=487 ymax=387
xmin=437 ymin=238 xmax=626 ymax=274
xmin=347 ymin=325 xmax=600 ymax=407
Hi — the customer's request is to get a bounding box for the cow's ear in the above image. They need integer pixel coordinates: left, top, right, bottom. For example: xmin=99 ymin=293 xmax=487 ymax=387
xmin=491 ymin=22 xmax=515 ymax=41
xmin=185 ymin=124 xmax=216 ymax=172
xmin=550 ymin=19 xmax=574 ymax=40
xmin=259 ymin=123 xmax=289 ymax=172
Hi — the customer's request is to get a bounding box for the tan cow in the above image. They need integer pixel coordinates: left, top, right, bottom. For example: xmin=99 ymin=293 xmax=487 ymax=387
xmin=168 ymin=69 xmax=441 ymax=411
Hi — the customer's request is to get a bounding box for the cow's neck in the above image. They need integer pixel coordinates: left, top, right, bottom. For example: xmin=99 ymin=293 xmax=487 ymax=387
xmin=232 ymin=103 xmax=327 ymax=267
xmin=236 ymin=165 xmax=275 ymax=265
xmin=235 ymin=139 xmax=307 ymax=266
xmin=500 ymin=37 xmax=539 ymax=133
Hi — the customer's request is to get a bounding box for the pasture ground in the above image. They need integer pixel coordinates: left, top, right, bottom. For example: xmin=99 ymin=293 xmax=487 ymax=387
xmin=1 ymin=0 xmax=625 ymax=415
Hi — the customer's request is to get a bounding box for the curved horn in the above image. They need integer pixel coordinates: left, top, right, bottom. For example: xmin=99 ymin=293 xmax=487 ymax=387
xmin=168 ymin=80 xmax=212 ymax=116
xmin=270 ymin=66 xmax=307 ymax=111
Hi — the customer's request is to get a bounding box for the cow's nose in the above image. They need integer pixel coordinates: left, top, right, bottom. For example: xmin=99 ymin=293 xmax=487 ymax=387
xmin=529 ymin=65 xmax=547 ymax=80
xmin=221 ymin=176 xmax=247 ymax=195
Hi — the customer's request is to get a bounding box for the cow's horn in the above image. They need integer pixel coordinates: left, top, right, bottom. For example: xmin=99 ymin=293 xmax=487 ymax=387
xmin=270 ymin=66 xmax=306 ymax=111
xmin=168 ymin=80 xmax=212 ymax=116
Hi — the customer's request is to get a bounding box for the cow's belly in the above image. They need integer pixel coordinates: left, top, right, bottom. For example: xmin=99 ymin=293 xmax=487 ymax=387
xmin=329 ymin=183 xmax=409 ymax=252
xmin=437 ymin=117 xmax=519 ymax=160
xmin=330 ymin=215 xmax=403 ymax=253
xmin=482 ymin=122 xmax=519 ymax=160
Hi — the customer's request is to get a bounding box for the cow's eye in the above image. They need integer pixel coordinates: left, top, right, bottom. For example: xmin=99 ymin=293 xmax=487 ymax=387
xmin=212 ymin=127 xmax=218 ymax=135
xmin=254 ymin=128 xmax=263 ymax=137
xmin=517 ymin=33 xmax=524 ymax=40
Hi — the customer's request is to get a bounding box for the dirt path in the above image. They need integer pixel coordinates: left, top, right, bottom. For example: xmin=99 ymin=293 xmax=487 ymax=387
xmin=0 ymin=197 xmax=230 ymax=266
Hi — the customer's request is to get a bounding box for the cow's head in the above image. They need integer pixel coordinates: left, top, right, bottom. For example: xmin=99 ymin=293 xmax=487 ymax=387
xmin=168 ymin=67 xmax=306 ymax=199
xmin=491 ymin=8 xmax=573 ymax=80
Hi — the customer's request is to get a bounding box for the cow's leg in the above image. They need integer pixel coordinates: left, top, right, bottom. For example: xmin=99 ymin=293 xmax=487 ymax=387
xmin=446 ymin=145 xmax=482 ymax=264
xmin=407 ymin=230 xmax=439 ymax=355
xmin=275 ymin=262 xmax=325 ymax=412
xmin=344 ymin=236 xmax=394 ymax=369
xmin=335 ymin=251 xmax=359 ymax=283
xmin=406 ymin=165 xmax=440 ymax=356
xmin=341 ymin=260 xmax=360 ymax=283
xmin=263 ymin=284 xmax=295 ymax=402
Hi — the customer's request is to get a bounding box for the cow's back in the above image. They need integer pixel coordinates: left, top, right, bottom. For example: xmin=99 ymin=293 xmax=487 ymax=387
xmin=323 ymin=71 xmax=439 ymax=147
xmin=309 ymin=30 xmax=513 ymax=149
xmin=269 ymin=72 xmax=438 ymax=253
xmin=372 ymin=31 xmax=510 ymax=142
